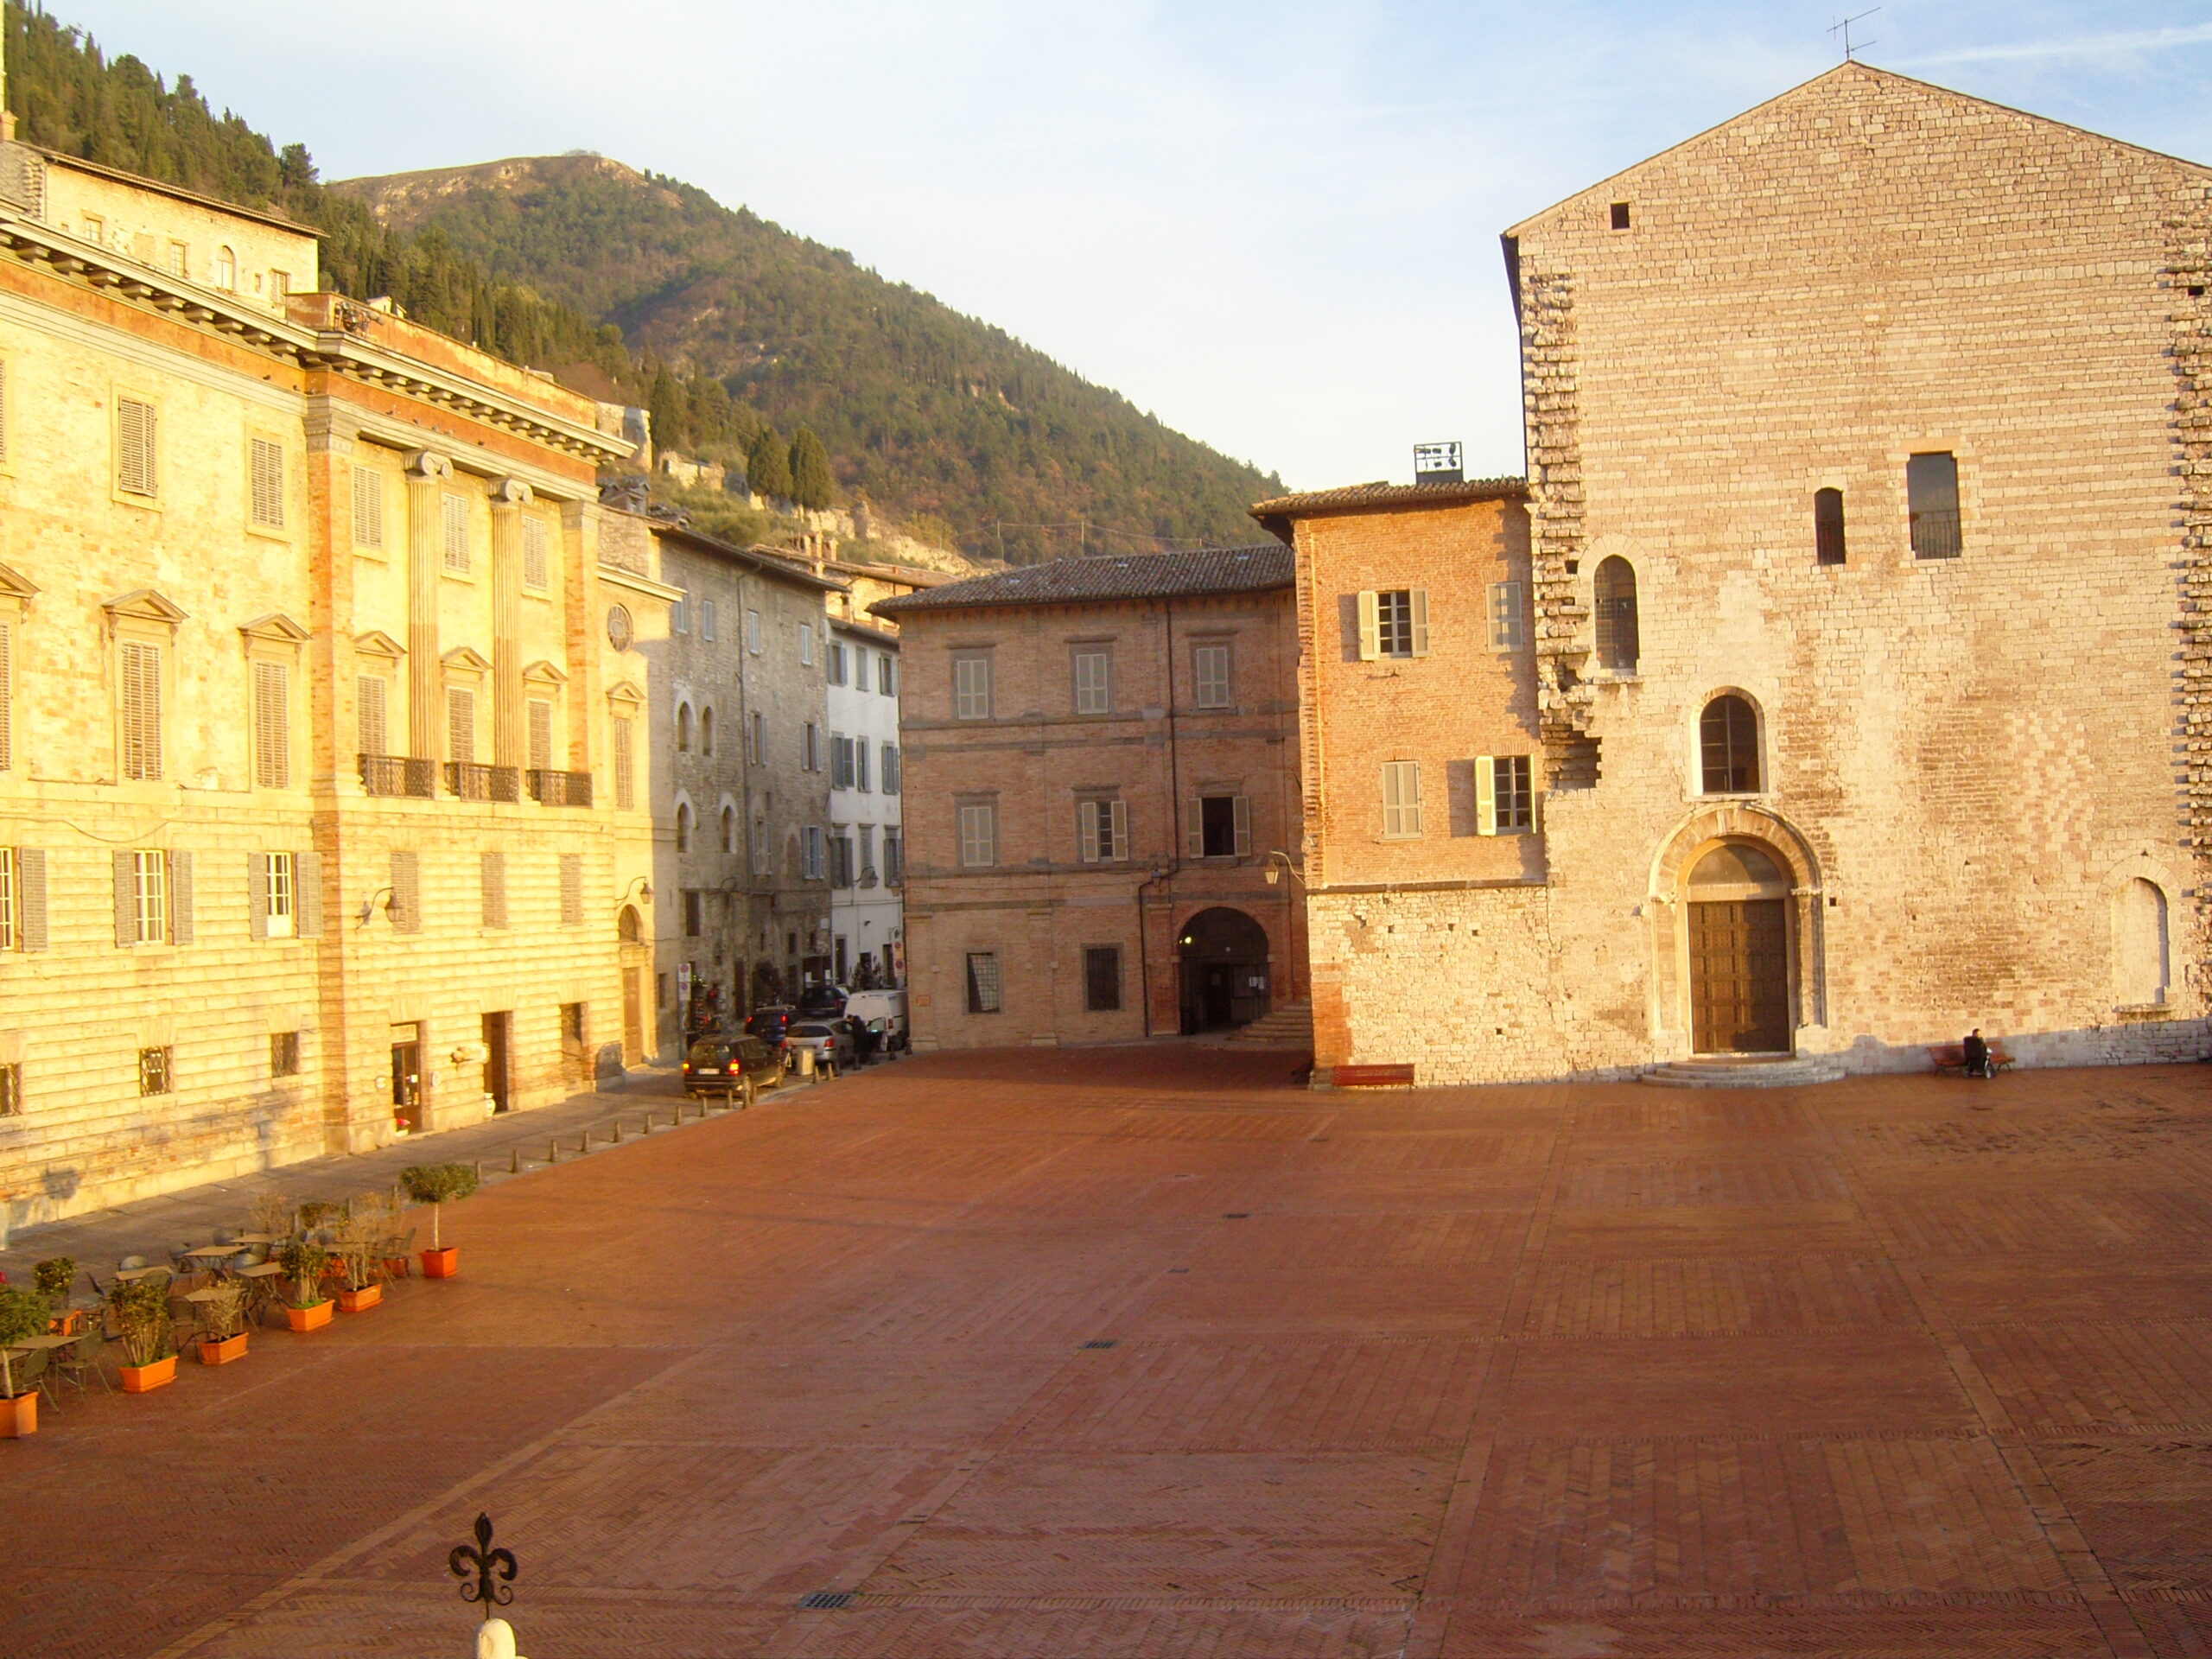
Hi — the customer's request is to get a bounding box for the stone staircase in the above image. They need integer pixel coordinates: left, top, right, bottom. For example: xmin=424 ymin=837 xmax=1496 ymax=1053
xmin=1642 ymin=1053 xmax=1847 ymax=1088
xmin=1230 ymin=1000 xmax=1314 ymax=1047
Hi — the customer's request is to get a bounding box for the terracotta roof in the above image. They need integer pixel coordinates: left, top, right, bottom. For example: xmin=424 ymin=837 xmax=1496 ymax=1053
xmin=1249 ymin=476 xmax=1529 ymax=523
xmin=871 ymin=544 xmax=1294 ymax=616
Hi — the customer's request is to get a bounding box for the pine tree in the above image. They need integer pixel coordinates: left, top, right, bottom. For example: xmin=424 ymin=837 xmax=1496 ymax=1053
xmin=747 ymin=425 xmax=792 ymax=499
xmin=788 ymin=426 xmax=834 ymax=510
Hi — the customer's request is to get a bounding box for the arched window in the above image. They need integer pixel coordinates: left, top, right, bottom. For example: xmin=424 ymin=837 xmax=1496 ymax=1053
xmin=1814 ymin=488 xmax=1847 ymax=566
xmin=617 ymin=904 xmax=642 ymax=944
xmin=699 ymin=706 xmax=715 ymax=756
xmin=1700 ymin=695 xmax=1761 ymax=794
xmin=676 ymin=703 xmax=692 ymax=753
xmin=1593 ymin=556 xmax=1639 ymax=672
xmin=721 ymin=804 xmax=738 ymax=855
xmin=2115 ymin=878 xmax=2171 ymax=1007
xmin=213 ymin=246 xmax=236 ymax=290
xmin=675 ymin=801 xmax=694 ymax=853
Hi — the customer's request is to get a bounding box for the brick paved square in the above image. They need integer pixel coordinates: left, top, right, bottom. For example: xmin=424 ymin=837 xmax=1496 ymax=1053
xmin=5 ymin=1052 xmax=2210 ymax=1659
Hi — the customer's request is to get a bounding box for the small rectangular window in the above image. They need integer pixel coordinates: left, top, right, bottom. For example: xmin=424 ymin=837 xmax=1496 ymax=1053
xmin=253 ymin=660 xmax=290 ymax=789
xmin=132 ymin=849 xmax=168 ymax=944
xmin=447 ymin=686 xmax=476 ymax=766
xmin=1192 ymin=794 xmax=1247 ymax=859
xmin=117 ymin=397 xmax=157 ymax=498
xmin=799 ymin=623 xmax=815 ymax=665
xmin=390 ymin=849 xmax=421 ymax=932
xmin=1610 ymin=200 xmax=1631 ymax=230
xmin=1814 ymin=487 xmax=1847 ymax=567
xmin=748 ymin=710 xmax=765 ymax=765
xmin=613 ymin=716 xmax=636 ymax=810
xmin=857 ymin=823 xmax=876 ymax=876
xmin=352 ymin=465 xmax=385 ymax=549
xmin=442 ymin=493 xmax=471 ymax=574
xmin=1077 ymin=797 xmax=1128 ymax=863
xmin=746 ymin=609 xmax=762 ymax=654
xmin=1084 ymin=945 xmax=1122 ymax=1013
xmin=1488 ymin=582 xmax=1524 ymax=651
xmin=522 ymin=516 xmax=550 ymax=590
xmin=138 ymin=1045 xmax=172 ymax=1096
xmin=1192 ymin=644 xmax=1231 ymax=709
xmin=879 ymin=654 xmax=898 ymax=696
xmin=966 ymin=951 xmax=1002 ymax=1014
xmin=671 ymin=591 xmax=690 ymax=634
xmin=1072 ymin=647 xmax=1112 ymax=715
xmin=1382 ymin=760 xmax=1422 ymax=839
xmin=1478 ymin=754 xmax=1534 ymax=835
xmin=1908 ymin=452 xmax=1961 ymax=559
xmin=120 ymin=640 xmax=162 ymax=780
xmin=885 ymin=830 xmax=904 ymax=885
xmin=480 ymin=850 xmax=508 ymax=930
xmin=249 ymin=437 xmax=285 ymax=529
xmin=683 ymin=888 xmax=704 ymax=937
xmin=528 ymin=698 xmax=555 ymax=772
xmin=958 ymin=801 xmax=997 ymax=868
xmin=559 ymin=854 xmax=584 ymax=926
xmin=262 ymin=850 xmax=296 ymax=938
xmin=270 ymin=1031 xmax=301 ymax=1077
xmin=882 ymin=743 xmax=901 ymax=795
xmin=699 ymin=599 xmax=715 ymax=642
xmin=1359 ymin=589 xmax=1428 ymax=659
xmin=953 ymin=652 xmax=993 ymax=720
xmin=0 ymin=1061 xmax=19 ymax=1116
xmin=829 ymin=830 xmax=855 ymax=888
xmin=855 ymin=741 xmax=871 ymax=792
xmin=833 ymin=734 xmax=855 ymax=789
xmin=829 ymin=642 xmax=848 ymax=685
xmin=804 ymin=722 xmax=821 ymax=772
xmin=357 ymin=675 xmax=389 ymax=759
xmin=802 ymin=825 xmax=825 ymax=880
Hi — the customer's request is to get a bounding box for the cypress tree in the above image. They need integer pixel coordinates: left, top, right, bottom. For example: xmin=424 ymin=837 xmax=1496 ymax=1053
xmin=747 ymin=426 xmax=792 ymax=499
xmin=646 ymin=363 xmax=686 ymax=455
xmin=788 ymin=427 xmax=834 ymax=510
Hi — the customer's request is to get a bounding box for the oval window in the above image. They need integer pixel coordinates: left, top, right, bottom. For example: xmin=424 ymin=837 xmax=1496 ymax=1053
xmin=606 ymin=604 xmax=634 ymax=651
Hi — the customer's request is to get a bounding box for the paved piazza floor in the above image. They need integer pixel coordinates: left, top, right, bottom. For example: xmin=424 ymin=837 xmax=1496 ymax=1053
xmin=14 ymin=1048 xmax=2212 ymax=1658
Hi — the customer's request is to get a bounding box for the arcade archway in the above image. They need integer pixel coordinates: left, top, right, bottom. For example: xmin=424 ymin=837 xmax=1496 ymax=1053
xmin=1178 ymin=906 xmax=1271 ymax=1032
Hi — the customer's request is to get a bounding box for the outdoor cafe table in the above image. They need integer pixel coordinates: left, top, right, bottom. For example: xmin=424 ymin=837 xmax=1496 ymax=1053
xmin=183 ymin=1246 xmax=243 ymax=1269
xmin=112 ymin=1265 xmax=169 ymax=1283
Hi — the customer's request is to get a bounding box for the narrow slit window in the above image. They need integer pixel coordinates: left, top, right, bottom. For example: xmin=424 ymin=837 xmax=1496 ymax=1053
xmin=1814 ymin=487 xmax=1847 ymax=567
xmin=1592 ymin=558 xmax=1637 ymax=671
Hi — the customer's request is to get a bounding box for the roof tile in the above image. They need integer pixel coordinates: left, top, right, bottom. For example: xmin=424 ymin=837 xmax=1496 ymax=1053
xmin=871 ymin=544 xmax=1293 ymax=615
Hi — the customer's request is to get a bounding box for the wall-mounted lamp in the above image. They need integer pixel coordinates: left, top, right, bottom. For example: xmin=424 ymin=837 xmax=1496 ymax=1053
xmin=617 ymin=876 xmax=653 ymax=906
xmin=357 ymin=886 xmax=395 ymax=927
xmin=1261 ymin=850 xmax=1306 ymax=889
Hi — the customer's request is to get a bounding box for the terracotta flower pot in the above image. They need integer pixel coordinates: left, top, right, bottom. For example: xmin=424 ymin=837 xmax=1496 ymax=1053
xmin=197 ymin=1332 xmax=249 ymax=1365
xmin=337 ymin=1283 xmax=382 ymax=1313
xmin=285 ymin=1300 xmax=334 ymax=1333
xmin=120 ymin=1355 xmax=178 ymax=1393
xmin=420 ymin=1246 xmax=459 ymax=1279
xmin=0 ymin=1390 xmax=35 ymax=1437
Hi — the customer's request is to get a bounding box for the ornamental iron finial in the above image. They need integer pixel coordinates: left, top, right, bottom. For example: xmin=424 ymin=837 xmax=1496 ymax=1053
xmin=449 ymin=1512 xmax=518 ymax=1619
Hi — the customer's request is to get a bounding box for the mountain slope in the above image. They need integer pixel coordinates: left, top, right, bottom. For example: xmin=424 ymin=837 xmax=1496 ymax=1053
xmin=335 ymin=156 xmax=1282 ymax=563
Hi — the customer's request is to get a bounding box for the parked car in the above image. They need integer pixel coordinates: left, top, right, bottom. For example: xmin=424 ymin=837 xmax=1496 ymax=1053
xmin=744 ymin=1006 xmax=798 ymax=1052
xmin=681 ymin=1034 xmax=784 ymax=1106
xmin=843 ymin=989 xmax=908 ymax=1053
xmin=784 ymin=1020 xmax=858 ymax=1075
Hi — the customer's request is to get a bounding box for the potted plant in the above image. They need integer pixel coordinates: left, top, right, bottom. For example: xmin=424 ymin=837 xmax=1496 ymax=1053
xmin=34 ymin=1256 xmax=79 ymax=1335
xmin=110 ymin=1278 xmax=178 ymax=1392
xmin=194 ymin=1279 xmax=250 ymax=1364
xmin=400 ymin=1163 xmax=480 ymax=1278
xmin=0 ymin=1284 xmax=49 ymax=1435
xmin=277 ymin=1241 xmax=333 ymax=1332
xmin=334 ymin=1208 xmax=383 ymax=1313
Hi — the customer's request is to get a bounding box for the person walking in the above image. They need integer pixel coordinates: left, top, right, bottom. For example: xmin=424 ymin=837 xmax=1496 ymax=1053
xmin=1962 ymin=1028 xmax=1993 ymax=1079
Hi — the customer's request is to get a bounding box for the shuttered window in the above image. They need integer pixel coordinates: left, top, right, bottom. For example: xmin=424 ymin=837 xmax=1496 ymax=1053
xmin=855 ymin=741 xmax=869 ymax=791
xmin=357 ymin=675 xmax=388 ymax=758
xmin=750 ymin=819 xmax=769 ymax=875
xmin=699 ymin=599 xmax=715 ymax=641
xmin=965 ymin=951 xmax=1002 ymax=1014
xmin=1357 ymin=589 xmax=1427 ymax=659
xmin=249 ymin=437 xmax=284 ymax=529
xmin=1476 ymin=755 xmax=1535 ymax=835
xmin=296 ymin=849 xmax=321 ymax=938
xmin=118 ymin=849 xmax=168 ymax=945
xmin=390 ymin=850 xmax=420 ymax=933
xmin=252 ymin=850 xmax=296 ymax=939
xmin=119 ymin=640 xmax=162 ymax=780
xmin=952 ymin=652 xmax=992 ymax=720
xmin=559 ymin=854 xmax=583 ymax=926
xmin=1186 ymin=794 xmax=1250 ymax=859
xmin=522 ymin=516 xmax=550 ymax=591
xmin=442 ymin=493 xmax=470 ymax=573
xmin=447 ymin=687 xmax=476 ymax=766
xmin=1192 ymin=644 xmax=1231 ymax=709
xmin=527 ymin=698 xmax=554 ymax=771
xmin=957 ymin=801 xmax=997 ymax=868
xmin=352 ymin=465 xmax=385 ymax=549
xmin=612 ymin=716 xmax=635 ymax=810
xmin=0 ymin=846 xmax=13 ymax=950
xmin=1077 ymin=798 xmax=1127 ymax=863
xmin=480 ymin=851 xmax=508 ymax=930
xmin=253 ymin=660 xmax=289 ymax=789
xmin=1071 ymin=648 xmax=1110 ymax=715
xmin=832 ymin=734 xmax=855 ymax=788
xmin=882 ymin=744 xmax=900 ymax=796
xmin=15 ymin=848 xmax=45 ymax=951
xmin=0 ymin=619 xmax=12 ymax=772
xmin=1381 ymin=760 xmax=1422 ymax=840
xmin=117 ymin=397 xmax=157 ymax=498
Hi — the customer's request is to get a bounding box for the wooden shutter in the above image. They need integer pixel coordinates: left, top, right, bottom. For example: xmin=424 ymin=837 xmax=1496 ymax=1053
xmin=447 ymin=687 xmax=475 ymax=766
xmin=391 ymin=850 xmax=420 ymax=933
xmin=528 ymin=699 xmax=554 ymax=771
xmin=481 ymin=851 xmax=507 ymax=930
xmin=357 ymin=675 xmax=388 ymax=758
xmin=1232 ymin=794 xmax=1252 ymax=857
xmin=1475 ymin=755 xmax=1497 ymax=836
xmin=296 ymin=849 xmax=322 ymax=938
xmin=1185 ymin=798 xmax=1205 ymax=859
xmin=249 ymin=437 xmax=284 ymax=528
xmin=560 ymin=854 xmax=583 ymax=926
xmin=442 ymin=493 xmax=470 ymax=572
xmin=117 ymin=397 xmax=156 ymax=496
xmin=1409 ymin=589 xmax=1430 ymax=657
xmin=169 ymin=849 xmax=193 ymax=944
xmin=16 ymin=847 xmax=45 ymax=951
xmin=0 ymin=619 xmax=11 ymax=772
xmin=1356 ymin=590 xmax=1381 ymax=661
xmin=249 ymin=851 xmax=269 ymax=940
xmin=0 ymin=358 xmax=11 ymax=465
xmin=613 ymin=718 xmax=635 ymax=810
xmin=121 ymin=641 xmax=162 ymax=780
xmin=114 ymin=849 xmax=137 ymax=944
xmin=1109 ymin=798 xmax=1128 ymax=861
xmin=352 ymin=465 xmax=384 ymax=548
xmin=522 ymin=516 xmax=549 ymax=589
xmin=254 ymin=660 xmax=289 ymax=788
xmin=1077 ymin=800 xmax=1100 ymax=863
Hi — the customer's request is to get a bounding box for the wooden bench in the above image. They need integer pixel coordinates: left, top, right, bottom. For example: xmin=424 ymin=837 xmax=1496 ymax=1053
xmin=1329 ymin=1063 xmax=1416 ymax=1089
xmin=1929 ymin=1042 xmax=2015 ymax=1076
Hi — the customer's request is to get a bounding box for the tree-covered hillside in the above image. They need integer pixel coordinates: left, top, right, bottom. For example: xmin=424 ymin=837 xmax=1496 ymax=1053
xmin=338 ymin=157 xmax=1283 ymax=563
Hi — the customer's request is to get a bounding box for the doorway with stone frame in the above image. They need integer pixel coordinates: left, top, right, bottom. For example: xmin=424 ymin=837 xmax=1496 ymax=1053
xmin=1685 ymin=841 xmax=1795 ymax=1055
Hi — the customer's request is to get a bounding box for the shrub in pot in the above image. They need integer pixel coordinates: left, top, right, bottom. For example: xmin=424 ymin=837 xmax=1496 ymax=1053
xmin=399 ymin=1163 xmax=480 ymax=1278
xmin=194 ymin=1279 xmax=250 ymax=1364
xmin=109 ymin=1278 xmax=178 ymax=1392
xmin=0 ymin=1284 xmax=49 ymax=1435
xmin=277 ymin=1242 xmax=333 ymax=1332
xmin=333 ymin=1205 xmax=385 ymax=1313
xmin=33 ymin=1256 xmax=79 ymax=1335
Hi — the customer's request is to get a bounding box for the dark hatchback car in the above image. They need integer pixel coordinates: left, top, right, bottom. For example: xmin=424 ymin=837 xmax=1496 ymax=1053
xmin=681 ymin=1034 xmax=783 ymax=1106
xmin=745 ymin=1006 xmax=798 ymax=1050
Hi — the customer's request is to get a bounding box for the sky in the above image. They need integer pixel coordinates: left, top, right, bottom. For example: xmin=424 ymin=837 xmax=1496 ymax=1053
xmin=38 ymin=2 xmax=2212 ymax=494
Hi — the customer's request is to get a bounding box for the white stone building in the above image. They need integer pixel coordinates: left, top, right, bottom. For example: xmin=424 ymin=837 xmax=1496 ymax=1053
xmin=826 ymin=616 xmax=903 ymax=987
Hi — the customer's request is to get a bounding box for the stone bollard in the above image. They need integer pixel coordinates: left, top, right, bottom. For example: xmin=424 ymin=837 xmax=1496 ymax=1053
xmin=475 ymin=1617 xmax=527 ymax=1659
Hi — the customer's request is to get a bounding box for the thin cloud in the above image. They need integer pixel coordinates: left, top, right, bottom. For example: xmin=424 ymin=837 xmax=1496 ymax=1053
xmin=1898 ymin=22 xmax=2212 ymax=68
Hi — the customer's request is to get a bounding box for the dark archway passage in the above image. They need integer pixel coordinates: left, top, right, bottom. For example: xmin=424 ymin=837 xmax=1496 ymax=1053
xmin=1177 ymin=906 xmax=1271 ymax=1032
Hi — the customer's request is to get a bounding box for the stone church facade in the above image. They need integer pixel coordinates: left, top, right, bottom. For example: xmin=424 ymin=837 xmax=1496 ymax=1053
xmin=1273 ymin=65 xmax=2212 ymax=1084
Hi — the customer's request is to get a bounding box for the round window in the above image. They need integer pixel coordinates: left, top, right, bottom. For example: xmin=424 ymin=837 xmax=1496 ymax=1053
xmin=606 ymin=604 xmax=634 ymax=651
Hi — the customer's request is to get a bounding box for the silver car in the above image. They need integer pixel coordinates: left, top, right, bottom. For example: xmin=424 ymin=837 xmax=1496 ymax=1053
xmin=784 ymin=1019 xmax=858 ymax=1075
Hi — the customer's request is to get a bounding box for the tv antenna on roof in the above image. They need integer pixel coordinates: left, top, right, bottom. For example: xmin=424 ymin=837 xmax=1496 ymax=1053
xmin=1829 ymin=6 xmax=1878 ymax=60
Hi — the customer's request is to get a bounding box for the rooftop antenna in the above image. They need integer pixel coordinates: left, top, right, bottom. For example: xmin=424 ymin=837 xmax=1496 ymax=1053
xmin=1829 ymin=7 xmax=1878 ymax=60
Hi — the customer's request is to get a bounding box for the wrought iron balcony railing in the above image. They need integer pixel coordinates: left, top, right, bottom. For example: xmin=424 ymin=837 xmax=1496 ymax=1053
xmin=1910 ymin=507 xmax=1961 ymax=560
xmin=526 ymin=768 xmax=594 ymax=807
xmin=359 ymin=754 xmax=435 ymax=798
xmin=446 ymin=762 xmax=520 ymax=803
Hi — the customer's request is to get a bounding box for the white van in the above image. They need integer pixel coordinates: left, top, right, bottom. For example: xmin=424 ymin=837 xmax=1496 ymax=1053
xmin=842 ymin=988 xmax=908 ymax=1053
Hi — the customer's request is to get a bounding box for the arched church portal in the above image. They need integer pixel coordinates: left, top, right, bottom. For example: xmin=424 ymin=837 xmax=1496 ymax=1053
xmin=1684 ymin=841 xmax=1794 ymax=1054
